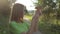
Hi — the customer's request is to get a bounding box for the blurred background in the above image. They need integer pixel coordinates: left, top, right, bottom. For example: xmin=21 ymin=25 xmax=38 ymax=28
xmin=0 ymin=0 xmax=60 ymax=34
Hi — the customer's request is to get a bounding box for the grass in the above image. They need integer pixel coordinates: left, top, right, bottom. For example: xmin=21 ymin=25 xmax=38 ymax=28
xmin=24 ymin=15 xmax=32 ymax=21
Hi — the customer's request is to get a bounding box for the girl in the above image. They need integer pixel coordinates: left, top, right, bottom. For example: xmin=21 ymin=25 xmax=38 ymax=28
xmin=10 ymin=3 xmax=29 ymax=34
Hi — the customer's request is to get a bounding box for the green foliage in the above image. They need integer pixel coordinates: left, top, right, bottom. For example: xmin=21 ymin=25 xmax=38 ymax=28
xmin=34 ymin=0 xmax=60 ymax=23
xmin=38 ymin=21 xmax=60 ymax=34
xmin=34 ymin=0 xmax=60 ymax=34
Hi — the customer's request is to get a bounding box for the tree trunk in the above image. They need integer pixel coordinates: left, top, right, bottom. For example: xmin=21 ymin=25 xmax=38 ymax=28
xmin=0 ymin=0 xmax=10 ymax=34
xmin=27 ymin=7 xmax=42 ymax=34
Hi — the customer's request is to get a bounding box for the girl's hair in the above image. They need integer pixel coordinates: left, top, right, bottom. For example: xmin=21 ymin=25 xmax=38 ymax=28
xmin=11 ymin=3 xmax=24 ymax=23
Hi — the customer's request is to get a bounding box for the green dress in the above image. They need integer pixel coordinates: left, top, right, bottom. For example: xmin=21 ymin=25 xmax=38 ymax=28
xmin=10 ymin=21 xmax=29 ymax=34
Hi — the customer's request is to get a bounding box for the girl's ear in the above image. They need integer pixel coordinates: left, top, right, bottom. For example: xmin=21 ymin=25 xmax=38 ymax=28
xmin=20 ymin=18 xmax=23 ymax=21
xmin=20 ymin=18 xmax=23 ymax=23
